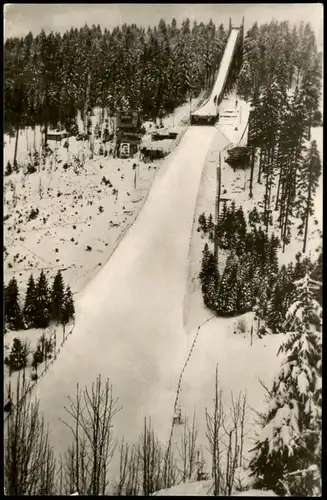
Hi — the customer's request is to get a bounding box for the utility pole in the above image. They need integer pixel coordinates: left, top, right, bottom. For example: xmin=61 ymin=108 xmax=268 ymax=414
xmin=214 ymin=152 xmax=231 ymax=264
xmin=214 ymin=160 xmax=221 ymax=262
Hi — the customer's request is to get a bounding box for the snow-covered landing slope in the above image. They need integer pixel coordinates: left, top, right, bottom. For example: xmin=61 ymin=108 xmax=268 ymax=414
xmin=35 ymin=126 xmax=229 ymax=466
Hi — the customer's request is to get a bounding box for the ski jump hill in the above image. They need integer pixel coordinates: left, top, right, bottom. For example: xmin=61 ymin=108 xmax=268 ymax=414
xmin=192 ymin=21 xmax=243 ymax=123
xmin=34 ymin=21 xmax=245 ymax=465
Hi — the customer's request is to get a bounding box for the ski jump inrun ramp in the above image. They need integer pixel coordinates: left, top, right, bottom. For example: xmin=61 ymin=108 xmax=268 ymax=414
xmin=193 ymin=25 xmax=242 ymax=118
xmin=35 ymin=24 xmax=243 ymax=467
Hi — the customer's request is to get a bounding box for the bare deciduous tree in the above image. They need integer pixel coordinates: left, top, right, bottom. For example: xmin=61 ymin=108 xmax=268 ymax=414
xmin=206 ymin=365 xmax=225 ymax=496
xmin=4 ymin=370 xmax=56 ymax=495
xmin=60 ymin=375 xmax=121 ymax=495
xmin=206 ymin=365 xmax=250 ymax=496
xmin=176 ymin=411 xmax=199 ymax=482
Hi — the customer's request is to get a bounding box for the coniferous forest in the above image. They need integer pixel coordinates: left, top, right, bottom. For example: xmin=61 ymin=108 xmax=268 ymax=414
xmin=4 ymin=270 xmax=75 ymax=333
xmin=5 ymin=19 xmax=229 ymax=145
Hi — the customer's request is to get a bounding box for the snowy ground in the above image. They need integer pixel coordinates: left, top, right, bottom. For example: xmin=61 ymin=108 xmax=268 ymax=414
xmin=4 ymin=98 xmax=201 ymax=300
xmin=153 ymin=480 xmax=277 ymax=496
xmin=3 ymin=322 xmax=73 ymax=406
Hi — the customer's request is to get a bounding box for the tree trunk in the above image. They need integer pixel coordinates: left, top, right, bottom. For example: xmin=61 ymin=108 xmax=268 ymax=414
xmin=303 ymin=188 xmax=311 ymax=253
xmin=257 ymin=148 xmax=264 ymax=183
xmin=267 ymin=146 xmax=275 ymax=224
xmin=44 ymin=120 xmax=48 ymax=147
xmin=282 ymin=177 xmax=293 ymax=253
xmin=275 ymin=163 xmax=283 ymax=210
xmin=249 ymin=147 xmax=255 ymax=198
xmin=13 ymin=124 xmax=19 ymax=165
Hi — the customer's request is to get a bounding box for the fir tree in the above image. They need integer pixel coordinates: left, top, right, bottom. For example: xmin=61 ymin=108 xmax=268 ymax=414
xmin=4 ymin=277 xmax=24 ymax=330
xmin=235 ymin=206 xmax=247 ymax=240
xmin=23 ymin=273 xmax=37 ymax=328
xmin=268 ymin=233 xmax=279 ymax=282
xmin=247 ymin=90 xmax=262 ymax=197
xmin=7 ymin=337 xmax=28 ymax=371
xmin=296 ymin=141 xmax=322 ymax=253
xmin=217 ymin=201 xmax=229 ymax=249
xmin=300 ymin=54 xmax=322 ymax=140
xmin=5 ymin=161 xmax=13 ymax=176
xmin=207 ymin=213 xmax=215 ymax=240
xmin=236 ymin=254 xmax=255 ymax=313
xmin=250 ymin=274 xmax=322 ymax=496
xmin=248 ymin=206 xmax=260 ymax=227
xmin=61 ymin=285 xmax=75 ymax=328
xmin=198 ymin=213 xmax=207 ymax=234
xmin=34 ymin=270 xmax=51 ymax=328
xmin=50 ymin=269 xmax=65 ymax=323
xmin=216 ymin=252 xmax=239 ymax=315
xmin=199 ymin=243 xmax=210 ymax=283
xmin=200 ymin=243 xmax=220 ymax=310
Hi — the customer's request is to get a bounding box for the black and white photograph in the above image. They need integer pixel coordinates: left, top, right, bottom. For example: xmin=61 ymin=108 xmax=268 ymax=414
xmin=3 ymin=3 xmax=323 ymax=496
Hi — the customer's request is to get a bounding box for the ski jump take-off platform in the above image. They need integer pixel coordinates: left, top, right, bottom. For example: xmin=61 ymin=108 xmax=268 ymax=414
xmin=33 ymin=18 xmax=246 ymax=475
xmin=191 ymin=18 xmax=244 ymax=125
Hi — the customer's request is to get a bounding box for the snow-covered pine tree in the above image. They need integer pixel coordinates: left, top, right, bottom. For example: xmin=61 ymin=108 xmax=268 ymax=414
xmin=207 ymin=213 xmax=215 ymax=241
xmin=5 ymin=161 xmax=13 ymax=176
xmin=216 ymin=251 xmax=239 ymax=315
xmin=277 ymin=87 xmax=307 ymax=252
xmin=260 ymin=79 xmax=283 ymax=233
xmin=198 ymin=213 xmax=207 ymax=234
xmin=293 ymin=252 xmax=314 ymax=281
xmin=224 ymin=201 xmax=237 ymax=249
xmin=61 ymin=285 xmax=75 ymax=329
xmin=200 ymin=243 xmax=211 ymax=284
xmin=200 ymin=243 xmax=220 ymax=310
xmin=50 ymin=269 xmax=65 ymax=323
xmin=248 ymin=206 xmax=260 ymax=228
xmin=217 ymin=201 xmax=229 ymax=249
xmin=237 ymin=60 xmax=252 ymax=101
xmin=4 ymin=277 xmax=24 ymax=330
xmin=236 ymin=254 xmax=255 ymax=314
xmin=250 ymin=274 xmax=322 ymax=496
xmin=267 ymin=279 xmax=286 ymax=333
xmin=296 ymin=140 xmax=322 ymax=253
xmin=23 ymin=273 xmax=37 ymax=328
xmin=252 ymin=271 xmax=271 ymax=334
xmin=235 ymin=206 xmax=247 ymax=241
xmin=268 ymin=233 xmax=279 ymax=283
xmin=34 ymin=270 xmax=51 ymax=328
xmin=300 ymin=54 xmax=322 ymax=140
xmin=247 ymin=89 xmax=263 ymax=197
xmin=7 ymin=337 xmax=28 ymax=371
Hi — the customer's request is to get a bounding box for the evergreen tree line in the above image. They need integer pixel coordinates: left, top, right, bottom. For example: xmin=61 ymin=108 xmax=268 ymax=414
xmin=5 ymin=18 xmax=232 ymax=149
xmin=199 ymin=204 xmax=321 ymax=325
xmin=199 ymin=206 xmax=280 ymax=316
xmin=4 ymin=270 xmax=75 ymax=332
xmin=245 ymin=37 xmax=322 ymax=254
xmin=250 ymin=273 xmax=322 ymax=495
xmin=255 ymin=250 xmax=321 ymax=334
xmin=4 ymin=332 xmax=54 ymax=373
xmin=237 ymin=20 xmax=321 ymax=99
